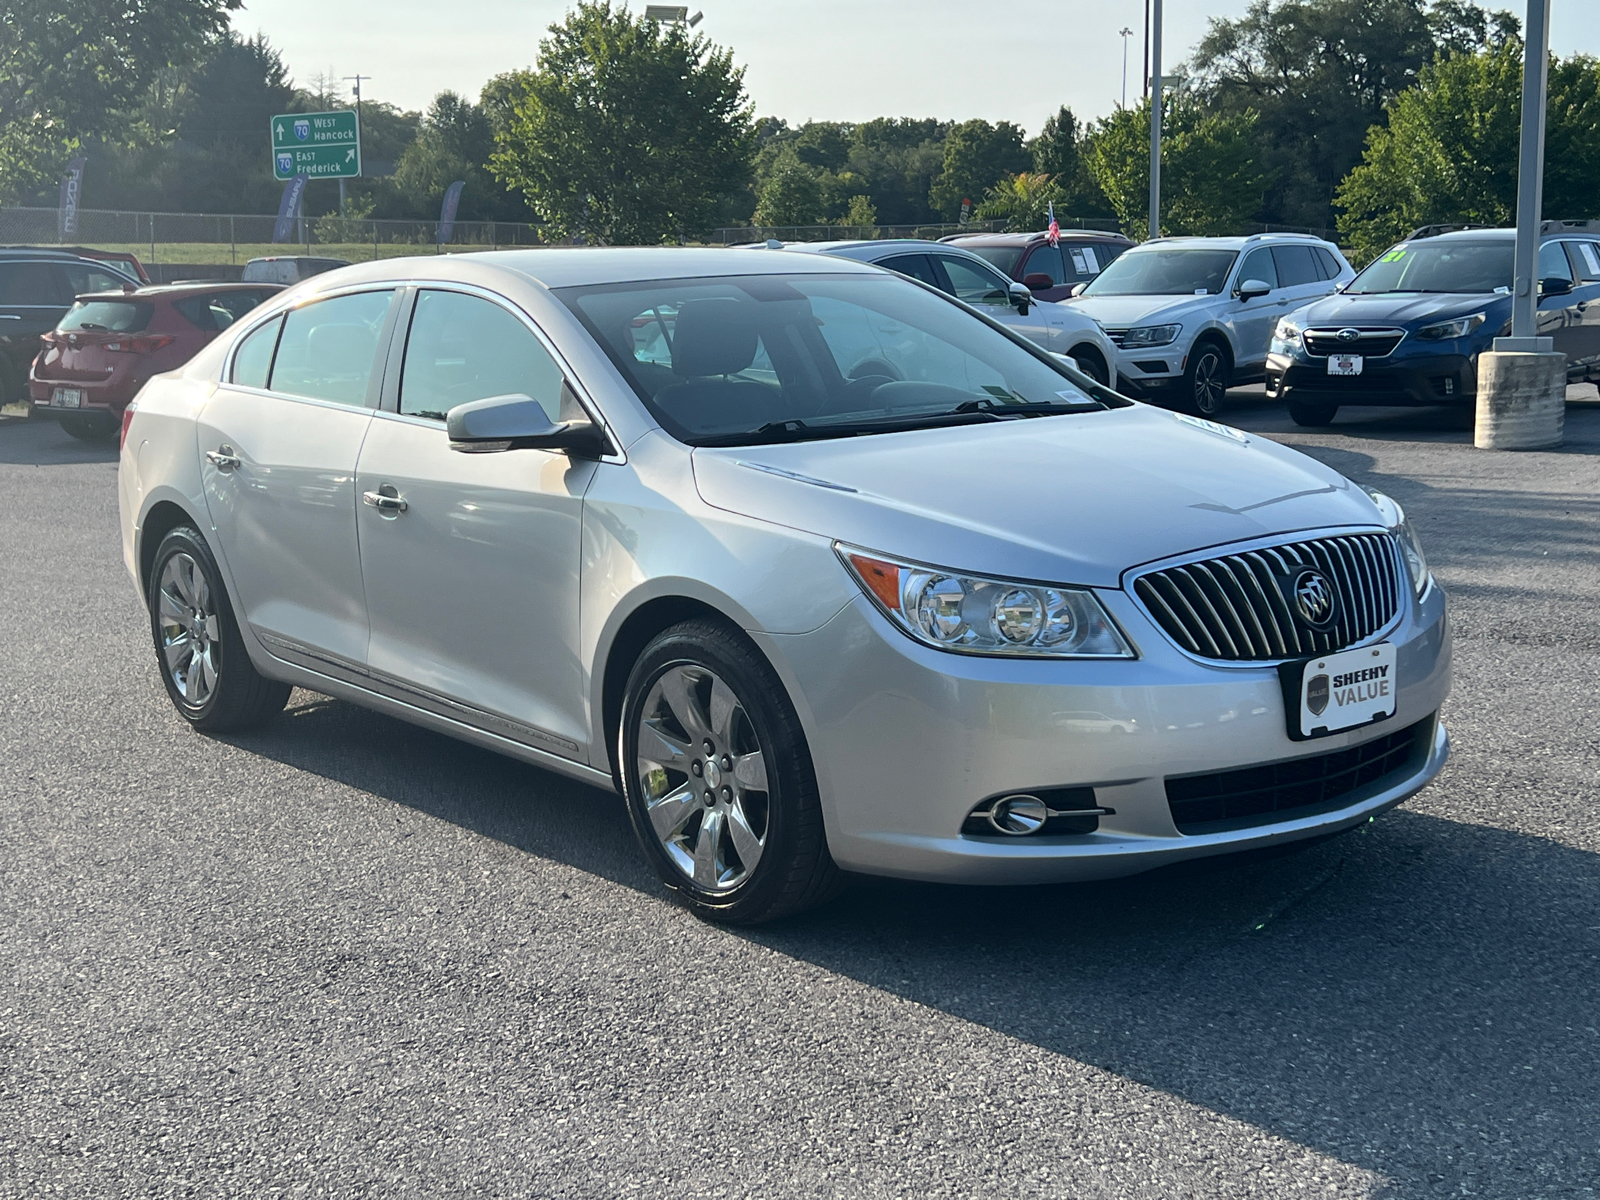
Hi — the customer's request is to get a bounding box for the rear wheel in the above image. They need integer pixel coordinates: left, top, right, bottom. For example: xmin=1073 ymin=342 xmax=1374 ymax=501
xmin=148 ymin=526 xmax=291 ymax=732
xmin=1287 ymin=399 xmax=1339 ymax=427
xmin=59 ymin=412 xmax=118 ymax=443
xmin=619 ymin=619 xmax=840 ymax=925
xmin=1181 ymin=340 xmax=1230 ymax=416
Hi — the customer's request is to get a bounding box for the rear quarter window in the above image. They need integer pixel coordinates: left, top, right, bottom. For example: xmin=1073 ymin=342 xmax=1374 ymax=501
xmin=59 ymin=300 xmax=152 ymax=333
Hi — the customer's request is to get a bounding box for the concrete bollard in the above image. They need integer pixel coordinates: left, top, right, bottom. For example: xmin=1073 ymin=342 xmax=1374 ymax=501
xmin=1475 ymin=350 xmax=1566 ymax=449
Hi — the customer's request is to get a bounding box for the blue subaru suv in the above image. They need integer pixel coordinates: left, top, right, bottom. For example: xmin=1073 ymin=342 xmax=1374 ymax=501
xmin=1265 ymin=221 xmax=1600 ymax=426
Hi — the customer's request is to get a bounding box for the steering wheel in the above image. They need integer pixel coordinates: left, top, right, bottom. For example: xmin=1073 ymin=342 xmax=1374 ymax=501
xmin=849 ymin=357 xmax=903 ymax=382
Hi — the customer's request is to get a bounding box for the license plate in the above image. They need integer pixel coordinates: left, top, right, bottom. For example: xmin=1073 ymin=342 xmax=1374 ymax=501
xmin=1280 ymin=643 xmax=1397 ymax=740
xmin=1327 ymin=354 xmax=1363 ymax=376
xmin=51 ymin=387 xmax=82 ymax=408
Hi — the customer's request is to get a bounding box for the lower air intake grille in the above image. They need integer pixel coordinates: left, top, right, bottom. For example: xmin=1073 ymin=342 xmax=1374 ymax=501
xmin=1165 ymin=716 xmax=1433 ymax=834
xmin=1133 ymin=532 xmax=1402 ymax=662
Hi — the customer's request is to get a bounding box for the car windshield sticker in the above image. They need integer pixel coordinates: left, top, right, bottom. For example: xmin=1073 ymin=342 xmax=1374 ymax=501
xmin=1082 ymin=247 xmax=1099 ymax=273
xmin=1380 ymin=249 xmax=1408 ymax=263
xmin=1173 ymin=412 xmax=1250 ymax=444
xmin=1580 ymin=243 xmax=1600 ymax=275
xmin=1070 ymin=248 xmax=1089 ymax=274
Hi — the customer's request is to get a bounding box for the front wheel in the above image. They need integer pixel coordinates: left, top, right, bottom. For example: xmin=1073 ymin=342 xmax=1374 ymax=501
xmin=148 ymin=525 xmax=291 ymax=732
xmin=1287 ymin=399 xmax=1339 ymax=427
xmin=618 ymin=619 xmax=840 ymax=924
xmin=1067 ymin=346 xmax=1109 ymax=386
xmin=1181 ymin=341 xmax=1231 ymax=416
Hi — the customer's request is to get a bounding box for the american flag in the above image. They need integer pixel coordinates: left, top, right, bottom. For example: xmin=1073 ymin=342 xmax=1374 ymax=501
xmin=1046 ymin=201 xmax=1060 ymax=246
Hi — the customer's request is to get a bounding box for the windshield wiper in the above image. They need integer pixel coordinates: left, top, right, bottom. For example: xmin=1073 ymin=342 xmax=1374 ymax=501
xmin=951 ymin=397 xmax=1104 ymax=416
xmin=694 ymin=410 xmax=1004 ymax=447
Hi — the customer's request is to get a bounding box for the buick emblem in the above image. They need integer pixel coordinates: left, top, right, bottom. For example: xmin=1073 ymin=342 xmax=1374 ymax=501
xmin=1290 ymin=568 xmax=1338 ymax=630
xmin=1336 ymin=328 xmax=1361 ymax=343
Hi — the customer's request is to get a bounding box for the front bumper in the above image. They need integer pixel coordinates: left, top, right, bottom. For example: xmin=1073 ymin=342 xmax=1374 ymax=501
xmin=1268 ymin=349 xmax=1475 ymax=407
xmin=757 ymin=575 xmax=1451 ymax=885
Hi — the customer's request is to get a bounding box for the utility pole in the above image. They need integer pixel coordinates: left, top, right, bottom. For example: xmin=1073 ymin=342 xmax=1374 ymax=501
xmin=340 ymin=74 xmax=370 ymax=218
xmin=1142 ymin=0 xmax=1150 ymax=99
xmin=1149 ymin=0 xmax=1163 ymax=239
xmin=1505 ymin=0 xmax=1549 ymax=346
xmin=1119 ymin=27 xmax=1134 ymax=109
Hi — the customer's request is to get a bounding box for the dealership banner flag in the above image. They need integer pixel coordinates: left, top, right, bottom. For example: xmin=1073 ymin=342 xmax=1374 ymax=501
xmin=438 ymin=180 xmax=466 ymax=244
xmin=272 ymin=174 xmax=309 ymax=244
xmin=58 ymin=157 xmax=87 ymax=238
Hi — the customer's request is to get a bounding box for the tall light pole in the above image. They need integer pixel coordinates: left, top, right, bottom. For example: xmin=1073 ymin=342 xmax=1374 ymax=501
xmin=340 ymin=74 xmax=370 ymax=218
xmin=1119 ymin=27 xmax=1134 ymax=108
xmin=1503 ymin=0 xmax=1551 ymax=347
xmin=1149 ymin=0 xmax=1163 ymax=239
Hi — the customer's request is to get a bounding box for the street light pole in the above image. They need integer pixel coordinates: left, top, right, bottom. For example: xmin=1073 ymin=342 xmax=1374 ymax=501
xmin=1503 ymin=0 xmax=1552 ymax=347
xmin=1119 ymin=27 xmax=1134 ymax=108
xmin=1149 ymin=0 xmax=1162 ymax=239
xmin=340 ymin=74 xmax=370 ymax=220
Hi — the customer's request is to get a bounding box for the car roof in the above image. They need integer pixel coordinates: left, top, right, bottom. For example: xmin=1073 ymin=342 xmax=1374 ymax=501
xmin=943 ymin=231 xmax=1132 ymax=247
xmin=131 ymin=282 xmax=287 ymax=297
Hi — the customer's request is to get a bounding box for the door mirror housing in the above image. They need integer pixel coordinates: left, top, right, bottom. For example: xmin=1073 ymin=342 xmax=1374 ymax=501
xmin=1539 ymin=276 xmax=1574 ymax=297
xmin=1008 ymin=281 xmax=1034 ymax=313
xmin=446 ymin=393 xmax=610 ymax=457
xmin=1069 ymin=282 xmax=1088 ymax=298
xmin=1236 ymin=279 xmax=1273 ymax=302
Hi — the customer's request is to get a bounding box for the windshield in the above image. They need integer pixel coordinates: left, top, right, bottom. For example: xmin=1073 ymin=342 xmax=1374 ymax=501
xmin=58 ymin=300 xmax=151 ymax=333
xmin=962 ymin=245 xmax=1023 ymax=275
xmin=1081 ymin=247 xmax=1239 ymax=296
xmin=560 ymin=273 xmax=1113 ymax=446
xmin=1347 ymin=241 xmax=1515 ymax=294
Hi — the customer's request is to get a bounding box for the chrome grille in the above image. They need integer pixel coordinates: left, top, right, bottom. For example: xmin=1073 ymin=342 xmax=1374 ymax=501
xmin=1133 ymin=533 xmax=1402 ymax=661
xmin=1303 ymin=328 xmax=1405 ymax=358
xmin=1103 ymin=328 xmax=1129 ymax=348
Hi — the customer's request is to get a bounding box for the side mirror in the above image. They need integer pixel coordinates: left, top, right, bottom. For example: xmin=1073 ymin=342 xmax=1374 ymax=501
xmin=1008 ymin=281 xmax=1033 ymax=313
xmin=446 ymin=392 xmax=610 ymax=457
xmin=1022 ymin=273 xmax=1055 ymax=290
xmin=1236 ymin=279 xmax=1272 ymax=302
xmin=1540 ymin=276 xmax=1574 ymax=297
xmin=1069 ymin=282 xmax=1088 ymax=298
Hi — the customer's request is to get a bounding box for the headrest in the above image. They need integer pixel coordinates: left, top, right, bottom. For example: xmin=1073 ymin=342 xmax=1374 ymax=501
xmin=305 ymin=322 xmax=376 ymax=361
xmin=670 ymin=298 xmax=757 ymax=377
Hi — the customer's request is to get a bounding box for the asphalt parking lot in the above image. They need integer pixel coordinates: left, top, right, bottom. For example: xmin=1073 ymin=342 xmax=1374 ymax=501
xmin=3 ymin=397 xmax=1597 ymax=1199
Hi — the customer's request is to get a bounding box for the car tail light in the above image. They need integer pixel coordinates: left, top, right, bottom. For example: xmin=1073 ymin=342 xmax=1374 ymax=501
xmin=105 ymin=335 xmax=176 ymax=354
xmin=120 ymin=401 xmax=138 ymax=451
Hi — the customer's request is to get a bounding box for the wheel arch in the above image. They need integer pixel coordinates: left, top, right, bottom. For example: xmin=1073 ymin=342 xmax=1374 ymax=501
xmin=1064 ymin=342 xmax=1109 ymax=384
xmin=1190 ymin=328 xmax=1234 ymax=370
xmin=137 ymin=498 xmax=203 ymax=598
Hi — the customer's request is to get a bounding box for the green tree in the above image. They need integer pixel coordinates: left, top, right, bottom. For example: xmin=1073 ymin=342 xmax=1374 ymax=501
xmin=844 ymin=118 xmax=949 ymax=225
xmin=1084 ymin=93 xmax=1275 ymax=239
xmin=974 ymin=172 xmax=1066 ymax=232
xmin=391 ymin=90 xmax=533 ymax=222
xmin=842 ymin=194 xmax=877 ymax=228
xmin=490 ymin=1 xmax=754 ymax=243
xmin=1190 ymin=0 xmax=1516 ymax=232
xmin=0 ymin=0 xmax=238 ymax=202
xmin=929 ymin=119 xmax=1029 ymax=219
xmin=1336 ymin=43 xmax=1600 ymax=261
xmin=753 ymin=149 xmax=824 ymax=226
xmin=1031 ymin=106 xmax=1080 ymax=180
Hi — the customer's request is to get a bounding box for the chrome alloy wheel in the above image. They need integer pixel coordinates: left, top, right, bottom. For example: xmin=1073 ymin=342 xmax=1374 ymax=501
xmin=1191 ymin=348 xmax=1226 ymax=414
xmin=156 ymin=552 xmax=220 ymax=708
xmin=634 ymin=664 xmax=770 ymax=892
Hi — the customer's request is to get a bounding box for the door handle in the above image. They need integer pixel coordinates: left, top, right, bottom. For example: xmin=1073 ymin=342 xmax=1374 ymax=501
xmin=205 ymin=446 xmax=240 ymax=471
xmin=0 ymin=314 xmax=20 ymax=320
xmin=362 ymin=487 xmax=408 ymax=514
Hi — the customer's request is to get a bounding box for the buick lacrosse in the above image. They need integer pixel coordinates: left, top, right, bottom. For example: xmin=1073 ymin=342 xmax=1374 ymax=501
xmin=118 ymin=249 xmax=1450 ymax=923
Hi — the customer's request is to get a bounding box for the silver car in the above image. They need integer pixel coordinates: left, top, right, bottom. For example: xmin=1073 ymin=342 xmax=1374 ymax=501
xmin=118 ymin=249 xmax=1451 ymax=924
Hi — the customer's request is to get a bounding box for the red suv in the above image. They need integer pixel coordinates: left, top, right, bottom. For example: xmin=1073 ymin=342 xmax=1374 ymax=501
xmin=940 ymin=230 xmax=1135 ymax=302
xmin=31 ymin=283 xmax=281 ymax=440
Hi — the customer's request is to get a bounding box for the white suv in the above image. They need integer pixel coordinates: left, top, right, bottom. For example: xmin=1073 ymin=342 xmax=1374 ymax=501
xmin=1064 ymin=234 xmax=1354 ymax=415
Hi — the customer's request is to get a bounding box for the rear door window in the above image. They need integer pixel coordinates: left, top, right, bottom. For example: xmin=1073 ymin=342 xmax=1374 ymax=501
xmin=1021 ymin=246 xmax=1066 ymax=285
xmin=1064 ymin=244 xmax=1103 ymax=279
xmin=59 ymin=300 xmax=152 ymax=332
xmin=173 ymin=291 xmax=273 ymax=331
xmin=268 ymin=290 xmax=394 ymax=407
xmin=62 ymin=263 xmax=132 ymax=296
xmin=0 ymin=262 xmax=70 ymax=306
xmin=1271 ymin=245 xmax=1321 ymax=287
xmin=878 ymin=254 xmax=941 ymax=288
xmin=231 ymin=317 xmax=282 ymax=389
xmin=398 ymin=289 xmax=567 ymax=423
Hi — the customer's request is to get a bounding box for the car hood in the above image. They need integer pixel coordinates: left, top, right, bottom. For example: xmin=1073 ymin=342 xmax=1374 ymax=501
xmin=691 ymin=406 xmax=1383 ymax=587
xmin=1294 ymin=290 xmax=1510 ymax=328
xmin=1060 ymin=294 xmax=1203 ymax=328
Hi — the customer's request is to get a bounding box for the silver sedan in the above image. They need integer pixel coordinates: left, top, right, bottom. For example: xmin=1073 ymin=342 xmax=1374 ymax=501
xmin=118 ymin=248 xmax=1450 ymax=923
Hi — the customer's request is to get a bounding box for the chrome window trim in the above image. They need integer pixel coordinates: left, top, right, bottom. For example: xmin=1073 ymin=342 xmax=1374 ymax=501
xmin=1122 ymin=525 xmax=1408 ymax=669
xmin=220 ymin=282 xmax=400 ymax=393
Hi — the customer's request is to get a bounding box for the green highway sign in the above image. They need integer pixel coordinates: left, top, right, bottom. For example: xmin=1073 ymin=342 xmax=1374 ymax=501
xmin=270 ymin=110 xmax=361 ymax=181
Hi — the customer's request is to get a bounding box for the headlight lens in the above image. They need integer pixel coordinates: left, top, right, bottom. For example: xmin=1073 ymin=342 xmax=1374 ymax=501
xmin=1121 ymin=323 xmax=1182 ymax=348
xmin=1364 ymin=489 xmax=1430 ymax=597
xmin=1269 ymin=317 xmax=1303 ymax=355
xmin=838 ymin=545 xmax=1135 ymax=658
xmin=1414 ymin=312 xmax=1486 ymax=341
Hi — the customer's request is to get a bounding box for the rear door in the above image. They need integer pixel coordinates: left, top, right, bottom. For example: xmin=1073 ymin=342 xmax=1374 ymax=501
xmin=0 ymin=261 xmax=71 ymax=406
xmin=1272 ymin=244 xmax=1337 ymax=312
xmin=197 ymin=287 xmax=399 ymax=675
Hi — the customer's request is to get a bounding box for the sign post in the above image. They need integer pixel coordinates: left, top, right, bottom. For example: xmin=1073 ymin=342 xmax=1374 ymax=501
xmin=270 ymin=111 xmax=362 ymax=182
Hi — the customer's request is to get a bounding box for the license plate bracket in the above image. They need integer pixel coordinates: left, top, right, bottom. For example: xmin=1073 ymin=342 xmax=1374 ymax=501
xmin=1327 ymin=354 xmax=1363 ymax=376
xmin=51 ymin=387 xmax=82 ymax=409
xmin=1277 ymin=643 xmax=1397 ymax=741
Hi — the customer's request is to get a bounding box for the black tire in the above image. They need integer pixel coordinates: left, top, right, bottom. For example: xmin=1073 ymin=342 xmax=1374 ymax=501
xmin=1180 ymin=339 xmax=1231 ymax=416
xmin=1287 ymin=399 xmax=1339 ymax=427
xmin=618 ymin=618 xmax=841 ymax=925
xmin=147 ymin=525 xmax=291 ymax=733
xmin=59 ymin=412 xmax=118 ymax=443
xmin=1067 ymin=345 xmax=1109 ymax=386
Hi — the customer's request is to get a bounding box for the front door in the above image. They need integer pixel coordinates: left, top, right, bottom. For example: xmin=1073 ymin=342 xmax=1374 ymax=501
xmin=1563 ymin=240 xmax=1600 ymax=372
xmin=354 ymin=288 xmax=596 ymax=760
xmin=932 ymin=253 xmax=1057 ymax=350
xmin=197 ymin=287 xmax=397 ymax=673
xmin=1228 ymin=246 xmax=1286 ymax=376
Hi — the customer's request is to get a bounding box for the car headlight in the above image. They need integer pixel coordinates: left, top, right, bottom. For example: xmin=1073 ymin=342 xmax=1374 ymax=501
xmin=1121 ymin=323 xmax=1182 ymax=348
xmin=837 ymin=545 xmax=1135 ymax=658
xmin=1363 ymin=489 xmax=1430 ymax=597
xmin=1414 ymin=312 xmax=1486 ymax=341
xmin=1270 ymin=317 xmax=1303 ymax=356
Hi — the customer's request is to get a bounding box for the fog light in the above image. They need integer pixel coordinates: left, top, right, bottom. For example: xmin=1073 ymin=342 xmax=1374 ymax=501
xmin=988 ymin=794 xmax=1050 ymax=836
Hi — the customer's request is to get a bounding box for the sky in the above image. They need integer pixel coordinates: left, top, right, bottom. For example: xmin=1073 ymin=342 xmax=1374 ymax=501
xmin=233 ymin=0 xmax=1598 ymax=134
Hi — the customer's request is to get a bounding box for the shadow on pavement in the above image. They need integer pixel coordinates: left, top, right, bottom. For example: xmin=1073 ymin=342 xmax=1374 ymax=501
xmin=0 ymin=415 xmax=119 ymax=466
xmin=228 ymin=693 xmax=1599 ymax=1198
